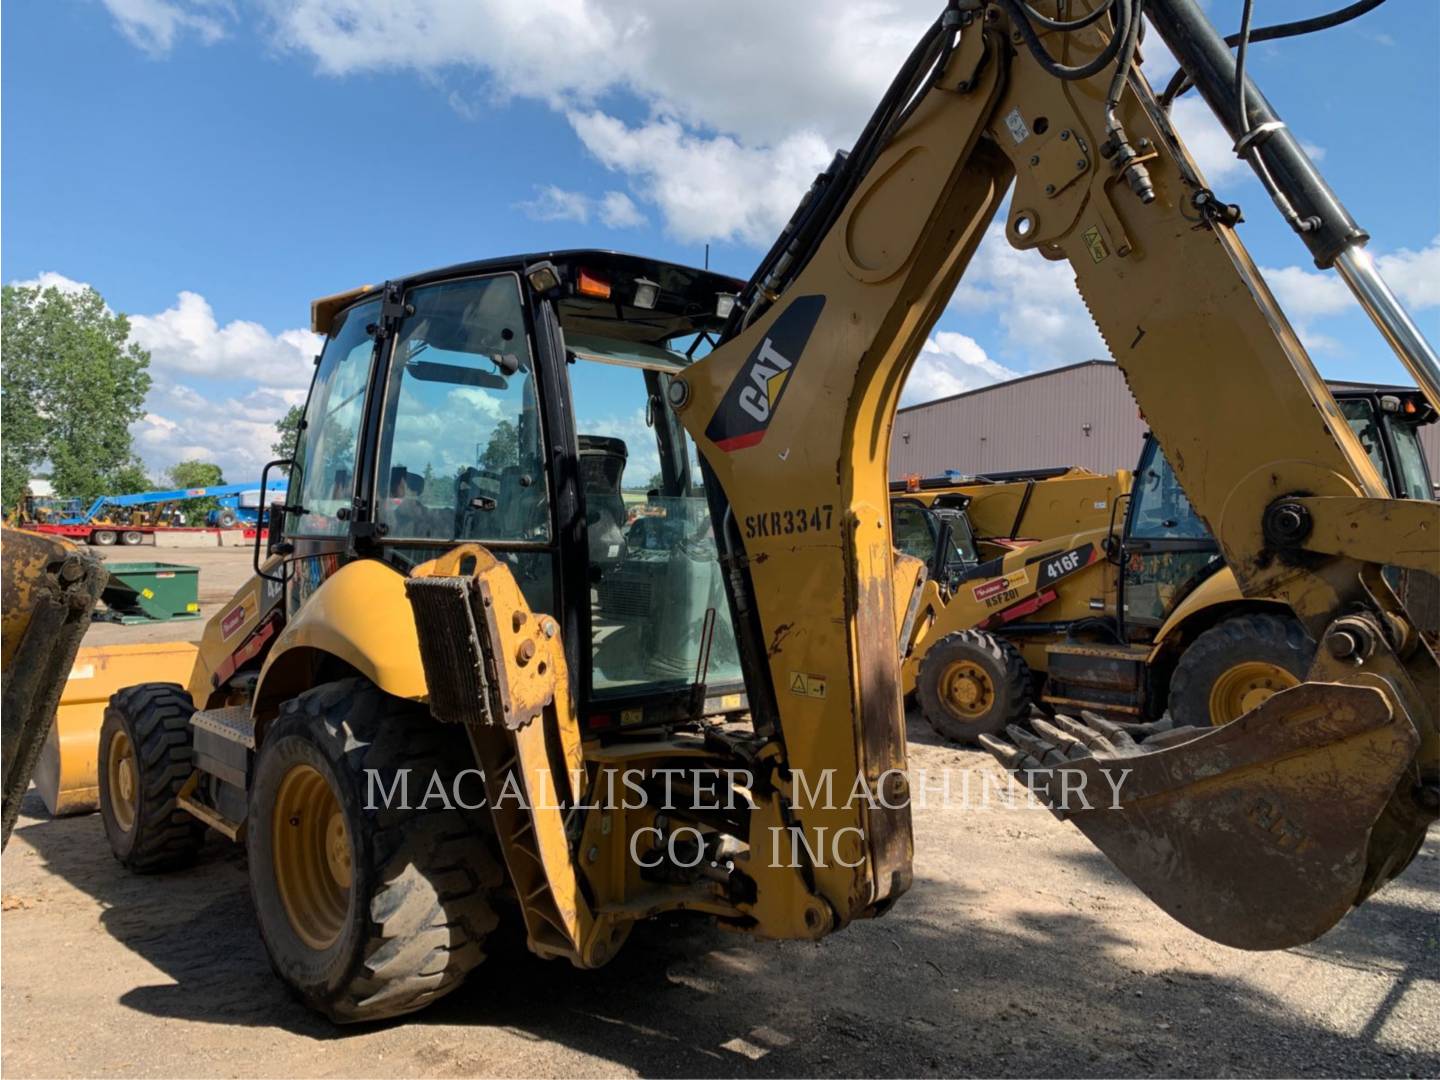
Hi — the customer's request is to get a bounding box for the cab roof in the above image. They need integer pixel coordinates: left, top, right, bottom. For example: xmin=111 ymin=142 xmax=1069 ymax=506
xmin=310 ymin=250 xmax=745 ymax=346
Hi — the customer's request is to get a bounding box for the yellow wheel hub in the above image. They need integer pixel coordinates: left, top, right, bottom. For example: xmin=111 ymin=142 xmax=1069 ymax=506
xmin=272 ymin=764 xmax=351 ymax=951
xmin=1208 ymin=660 xmax=1299 ymax=726
xmin=107 ymin=729 xmax=138 ymax=832
xmin=940 ymin=659 xmax=995 ymax=719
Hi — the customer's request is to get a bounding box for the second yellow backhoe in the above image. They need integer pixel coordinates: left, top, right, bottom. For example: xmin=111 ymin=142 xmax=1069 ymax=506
xmin=892 ymin=386 xmax=1437 ymax=740
xmin=4 ymin=0 xmax=1434 ymax=1027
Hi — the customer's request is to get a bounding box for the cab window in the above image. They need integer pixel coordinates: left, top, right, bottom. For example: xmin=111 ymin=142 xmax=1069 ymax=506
xmin=1389 ymin=420 xmax=1434 ymax=500
xmin=566 ymin=343 xmax=743 ymax=699
xmin=1128 ymin=442 xmax=1211 ymax=540
xmin=288 ymin=299 xmax=379 ymax=537
xmin=1339 ymin=398 xmax=1391 ymax=491
xmin=893 ymin=502 xmax=939 ymax=562
xmin=374 ymin=275 xmax=549 ymax=543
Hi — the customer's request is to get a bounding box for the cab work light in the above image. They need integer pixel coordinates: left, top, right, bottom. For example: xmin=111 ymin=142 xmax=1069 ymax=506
xmin=633 ymin=277 xmax=659 ymax=310
xmin=715 ymin=293 xmax=737 ymax=319
xmin=526 ymin=261 xmax=561 ymax=295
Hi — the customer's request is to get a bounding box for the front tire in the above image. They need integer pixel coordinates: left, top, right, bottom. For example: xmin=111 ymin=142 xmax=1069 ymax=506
xmin=1169 ymin=613 xmax=1314 ymax=728
xmin=98 ymin=684 xmax=207 ymax=872
xmin=917 ymin=629 xmax=1032 ymax=744
xmin=247 ymin=678 xmax=502 ymax=1023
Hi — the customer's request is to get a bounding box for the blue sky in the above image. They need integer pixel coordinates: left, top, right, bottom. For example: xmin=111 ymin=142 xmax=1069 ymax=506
xmin=4 ymin=0 xmax=1437 ymax=481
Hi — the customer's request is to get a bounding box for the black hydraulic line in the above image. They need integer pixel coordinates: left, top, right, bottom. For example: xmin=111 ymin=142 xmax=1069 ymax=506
xmin=1001 ymin=0 xmax=1131 ymax=81
xmin=1006 ymin=481 xmax=1037 ymax=539
xmin=1020 ymin=0 xmax=1116 ymax=32
xmin=1232 ymin=0 xmax=1256 ymax=135
xmin=1159 ymin=0 xmax=1388 ymax=108
xmin=1145 ymin=0 xmax=1367 ymax=268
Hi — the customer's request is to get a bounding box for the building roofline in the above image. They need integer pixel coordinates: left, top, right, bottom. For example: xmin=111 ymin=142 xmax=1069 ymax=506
xmin=897 ymin=357 xmax=1418 ymax=414
xmin=897 ymin=358 xmax=1112 ymax=414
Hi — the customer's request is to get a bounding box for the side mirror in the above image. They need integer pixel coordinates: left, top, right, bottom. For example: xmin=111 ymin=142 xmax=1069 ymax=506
xmin=254 ymin=458 xmax=295 ymax=584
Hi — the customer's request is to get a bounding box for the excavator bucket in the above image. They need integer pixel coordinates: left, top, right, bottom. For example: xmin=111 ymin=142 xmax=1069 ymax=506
xmin=1 ymin=528 xmax=109 ymax=846
xmin=35 ymin=641 xmax=200 ymax=817
xmin=981 ymin=682 xmax=1421 ymax=949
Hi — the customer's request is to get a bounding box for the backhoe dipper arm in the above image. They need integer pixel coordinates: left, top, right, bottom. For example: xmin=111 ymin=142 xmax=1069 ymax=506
xmin=672 ymin=0 xmax=1438 ymax=947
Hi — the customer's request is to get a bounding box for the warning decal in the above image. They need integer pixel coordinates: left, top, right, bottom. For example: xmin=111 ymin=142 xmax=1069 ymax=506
xmin=788 ymin=672 xmax=828 ymax=699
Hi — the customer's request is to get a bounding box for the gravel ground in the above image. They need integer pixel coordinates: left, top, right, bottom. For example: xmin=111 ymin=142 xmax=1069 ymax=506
xmin=3 ymin=718 xmax=1436 ymax=1079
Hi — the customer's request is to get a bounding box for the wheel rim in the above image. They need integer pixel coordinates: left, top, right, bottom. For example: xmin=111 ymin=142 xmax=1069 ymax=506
xmin=939 ymin=659 xmax=994 ymax=719
xmin=94 ymin=530 xmax=117 ymax=545
xmin=107 ymin=729 xmax=139 ymax=832
xmin=272 ymin=764 xmax=352 ymax=951
xmin=122 ymin=531 xmax=142 ymax=544
xmin=1208 ymin=660 xmax=1300 ymax=725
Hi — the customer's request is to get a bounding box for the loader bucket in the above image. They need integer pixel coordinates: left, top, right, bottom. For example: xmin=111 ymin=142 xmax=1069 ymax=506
xmin=1 ymin=528 xmax=108 ymax=847
xmin=35 ymin=641 xmax=200 ymax=816
xmin=983 ymin=682 xmax=1424 ymax=950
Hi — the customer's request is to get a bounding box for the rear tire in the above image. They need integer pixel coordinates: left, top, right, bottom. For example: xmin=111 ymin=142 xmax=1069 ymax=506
xmin=917 ymin=629 xmax=1032 ymax=744
xmin=217 ymin=509 xmax=238 ymax=528
xmin=247 ymin=678 xmax=502 ymax=1024
xmin=92 ymin=529 xmax=118 ymax=546
xmin=120 ymin=530 xmax=144 ymax=546
xmin=1169 ymin=613 xmax=1314 ymax=728
xmin=98 ymin=684 xmax=207 ymax=872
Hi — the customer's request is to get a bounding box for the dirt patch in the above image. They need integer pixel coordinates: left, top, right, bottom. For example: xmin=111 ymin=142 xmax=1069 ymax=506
xmin=3 ymin=718 xmax=1436 ymax=1078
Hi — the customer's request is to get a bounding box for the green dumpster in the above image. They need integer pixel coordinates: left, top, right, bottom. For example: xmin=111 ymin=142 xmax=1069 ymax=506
xmin=100 ymin=563 xmax=201 ymax=624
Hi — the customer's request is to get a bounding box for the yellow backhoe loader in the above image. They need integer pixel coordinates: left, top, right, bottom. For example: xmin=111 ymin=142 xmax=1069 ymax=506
xmin=895 ymin=386 xmax=1437 ymax=739
xmin=11 ymin=0 xmax=1432 ymax=1025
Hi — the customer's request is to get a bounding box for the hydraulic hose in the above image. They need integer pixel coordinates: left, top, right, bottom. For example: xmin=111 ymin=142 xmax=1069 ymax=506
xmin=1159 ymin=0 xmax=1388 ymax=109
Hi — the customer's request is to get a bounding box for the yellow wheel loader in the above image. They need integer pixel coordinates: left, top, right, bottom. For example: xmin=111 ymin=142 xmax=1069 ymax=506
xmin=1 ymin=529 xmax=109 ymax=846
xmin=896 ymin=387 xmax=1437 ymax=741
xmin=21 ymin=0 xmax=1433 ymax=1023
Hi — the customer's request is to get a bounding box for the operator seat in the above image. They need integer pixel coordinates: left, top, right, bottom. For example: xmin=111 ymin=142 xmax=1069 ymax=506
xmin=579 ymin=435 xmax=629 ymax=568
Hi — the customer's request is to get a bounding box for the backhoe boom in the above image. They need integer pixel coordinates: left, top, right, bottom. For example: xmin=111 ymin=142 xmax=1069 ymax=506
xmin=670 ymin=0 xmax=1437 ymax=947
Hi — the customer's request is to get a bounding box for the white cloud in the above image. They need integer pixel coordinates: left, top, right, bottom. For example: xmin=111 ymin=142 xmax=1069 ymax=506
xmin=1168 ymin=96 xmax=1249 ymax=186
xmin=569 ymin=111 xmax=830 ymax=246
xmin=1260 ymin=235 xmax=1440 ymax=355
xmin=1376 ymin=236 xmax=1440 ymax=311
xmin=515 ymin=185 xmax=647 ymax=229
xmin=133 ymin=384 xmax=307 ymax=478
xmin=129 ymin=290 xmax=320 ymax=390
xmin=901 ymin=332 xmax=1017 ymax=407
xmin=256 ymin=0 xmax=936 ymax=243
xmin=11 ymin=271 xmax=95 ymax=295
xmin=100 ymin=0 xmax=229 ymax=56
xmin=598 ymin=191 xmax=645 ymax=230
xmin=949 ymin=224 xmax=1109 ymax=368
xmin=517 ymin=185 xmax=592 ymax=224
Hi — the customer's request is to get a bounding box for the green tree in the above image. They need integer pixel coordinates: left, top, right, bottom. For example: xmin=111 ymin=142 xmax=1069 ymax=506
xmin=1 ymin=282 xmax=152 ymax=510
xmin=481 ymin=420 xmax=519 ymax=473
xmin=168 ymin=460 xmax=226 ymax=523
xmin=272 ymin=404 xmax=304 ymax=459
xmin=111 ymin=461 xmax=154 ymax=495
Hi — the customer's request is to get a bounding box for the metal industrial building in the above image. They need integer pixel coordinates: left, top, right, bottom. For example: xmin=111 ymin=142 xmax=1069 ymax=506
xmin=891 ymin=359 xmax=1440 ymax=482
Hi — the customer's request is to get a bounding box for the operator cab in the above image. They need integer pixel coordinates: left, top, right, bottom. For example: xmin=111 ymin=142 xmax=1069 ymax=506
xmin=282 ymin=251 xmax=747 ymax=734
